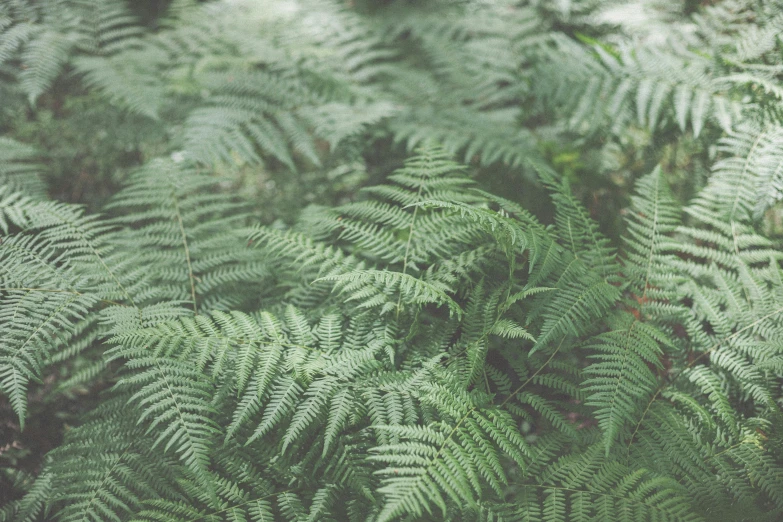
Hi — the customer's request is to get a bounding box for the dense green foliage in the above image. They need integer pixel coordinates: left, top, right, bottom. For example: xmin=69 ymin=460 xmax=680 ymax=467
xmin=1 ymin=0 xmax=783 ymax=520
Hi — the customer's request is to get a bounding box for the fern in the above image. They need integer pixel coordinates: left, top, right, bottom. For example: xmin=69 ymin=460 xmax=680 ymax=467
xmin=3 ymin=1 xmax=783 ymax=521
xmin=583 ymin=313 xmax=669 ymax=456
xmin=4 ymin=141 xmax=783 ymax=521
xmin=0 ymin=138 xmax=47 ymax=197
xmin=0 ymin=0 xmax=143 ymax=104
xmin=692 ymin=122 xmax=783 ymax=221
xmin=370 ymin=387 xmax=530 ymax=521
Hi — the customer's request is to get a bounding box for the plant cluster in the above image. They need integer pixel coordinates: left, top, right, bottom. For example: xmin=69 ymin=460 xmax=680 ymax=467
xmin=1 ymin=0 xmax=782 ymax=521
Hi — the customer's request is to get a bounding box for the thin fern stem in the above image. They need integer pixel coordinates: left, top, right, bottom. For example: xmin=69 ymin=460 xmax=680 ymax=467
xmin=170 ymin=191 xmax=198 ymax=315
xmin=500 ymin=337 xmax=565 ymax=409
xmin=706 ymin=440 xmax=750 ymax=462
xmin=396 ymin=183 xmax=425 ymax=321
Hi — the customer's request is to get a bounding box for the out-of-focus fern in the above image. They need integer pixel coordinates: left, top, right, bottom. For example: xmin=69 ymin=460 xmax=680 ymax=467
xmin=691 ymin=122 xmax=783 ymax=222
xmin=0 ymin=138 xmax=46 ymax=197
xmin=0 ymin=0 xmax=142 ymax=104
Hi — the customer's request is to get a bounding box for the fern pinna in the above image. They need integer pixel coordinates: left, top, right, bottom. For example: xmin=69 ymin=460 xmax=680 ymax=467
xmin=0 ymin=144 xmax=780 ymax=521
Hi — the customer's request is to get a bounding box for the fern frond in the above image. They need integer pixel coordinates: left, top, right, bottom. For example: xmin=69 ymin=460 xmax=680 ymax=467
xmin=0 ymin=190 xmax=141 ymax=425
xmin=44 ymin=396 xmax=181 ymax=522
xmin=691 ymin=122 xmax=783 ymax=222
xmin=583 ymin=313 xmax=669 ymax=456
xmin=532 ymin=274 xmax=619 ymax=354
xmin=74 ymin=53 xmax=164 ymax=119
xmin=0 ymin=138 xmax=47 ymax=197
xmin=622 ymin=166 xmax=683 ymax=311
xmin=318 ymin=270 xmax=462 ymax=318
xmin=370 ymin=383 xmax=531 ymax=522
xmin=507 ymin=444 xmax=703 ymax=522
xmin=107 ymin=159 xmax=265 ymax=313
xmin=114 ymin=355 xmax=220 ymax=499
xmin=2 ymin=0 xmax=144 ymax=104
xmin=530 ymin=160 xmax=618 ymax=280
xmin=536 ymin=33 xmax=741 ymax=137
xmin=18 ymin=29 xmax=75 ymax=104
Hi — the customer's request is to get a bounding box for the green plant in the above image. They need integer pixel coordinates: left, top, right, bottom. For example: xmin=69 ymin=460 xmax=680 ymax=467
xmin=1 ymin=1 xmax=783 ymax=521
xmin=0 ymin=144 xmax=781 ymax=521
